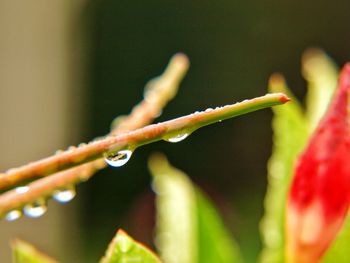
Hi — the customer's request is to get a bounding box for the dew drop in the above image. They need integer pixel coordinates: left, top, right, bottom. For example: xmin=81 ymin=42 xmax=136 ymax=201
xmin=55 ymin=149 xmax=64 ymax=155
xmin=5 ymin=210 xmax=22 ymax=221
xmin=205 ymin=108 xmax=213 ymax=112
xmin=104 ymin=150 xmax=133 ymax=167
xmin=67 ymin=146 xmax=76 ymax=152
xmin=15 ymin=186 xmax=29 ymax=194
xmin=23 ymin=199 xmax=47 ymax=218
xmin=165 ymin=133 xmax=189 ymax=143
xmin=52 ymin=186 xmax=76 ymax=203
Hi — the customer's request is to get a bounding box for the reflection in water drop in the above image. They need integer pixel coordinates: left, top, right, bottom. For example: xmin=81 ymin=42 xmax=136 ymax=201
xmin=15 ymin=186 xmax=29 ymax=194
xmin=53 ymin=187 xmax=76 ymax=203
xmin=105 ymin=150 xmax=133 ymax=167
xmin=23 ymin=199 xmax=47 ymax=218
xmin=5 ymin=210 xmax=22 ymax=221
xmin=165 ymin=133 xmax=189 ymax=143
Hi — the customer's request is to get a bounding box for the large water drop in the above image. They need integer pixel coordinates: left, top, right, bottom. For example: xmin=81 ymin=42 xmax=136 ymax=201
xmin=52 ymin=187 xmax=76 ymax=203
xmin=23 ymin=199 xmax=47 ymax=218
xmin=105 ymin=150 xmax=133 ymax=167
xmin=5 ymin=210 xmax=22 ymax=221
xmin=165 ymin=133 xmax=189 ymax=143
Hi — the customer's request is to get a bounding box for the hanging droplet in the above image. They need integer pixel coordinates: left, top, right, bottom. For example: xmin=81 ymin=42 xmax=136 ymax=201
xmin=5 ymin=210 xmax=22 ymax=221
xmin=23 ymin=199 xmax=47 ymax=218
xmin=165 ymin=133 xmax=189 ymax=143
xmin=104 ymin=150 xmax=133 ymax=167
xmin=15 ymin=186 xmax=29 ymax=194
xmin=52 ymin=186 xmax=76 ymax=203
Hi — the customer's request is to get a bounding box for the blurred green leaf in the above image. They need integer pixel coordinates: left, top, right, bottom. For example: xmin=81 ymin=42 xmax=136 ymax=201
xmin=11 ymin=239 xmax=58 ymax=263
xmin=149 ymin=153 xmax=243 ymax=263
xmin=99 ymin=229 xmax=161 ymax=263
xmin=302 ymin=48 xmax=338 ymax=130
xmin=149 ymin=153 xmax=199 ymax=263
xmin=196 ymin=190 xmax=243 ymax=263
xmin=259 ymin=74 xmax=309 ymax=263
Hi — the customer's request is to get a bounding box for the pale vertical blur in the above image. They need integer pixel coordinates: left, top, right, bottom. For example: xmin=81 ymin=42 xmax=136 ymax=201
xmin=0 ymin=0 xmax=86 ymax=262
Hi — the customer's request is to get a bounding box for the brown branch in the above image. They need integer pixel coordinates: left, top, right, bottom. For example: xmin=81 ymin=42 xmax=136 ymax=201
xmin=0 ymin=93 xmax=288 ymax=196
xmin=0 ymin=54 xmax=189 ymax=217
xmin=0 ymin=53 xmax=290 ymax=219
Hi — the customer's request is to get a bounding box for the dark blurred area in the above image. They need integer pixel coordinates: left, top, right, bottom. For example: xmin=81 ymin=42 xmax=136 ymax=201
xmin=80 ymin=0 xmax=350 ymax=262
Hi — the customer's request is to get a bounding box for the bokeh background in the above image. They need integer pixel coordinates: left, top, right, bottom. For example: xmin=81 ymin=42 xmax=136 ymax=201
xmin=1 ymin=1 xmax=350 ymax=262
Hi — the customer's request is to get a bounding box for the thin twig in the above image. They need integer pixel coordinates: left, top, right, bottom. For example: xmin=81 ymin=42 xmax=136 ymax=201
xmin=0 ymin=53 xmax=189 ymax=217
xmin=0 ymin=93 xmax=288 ymax=196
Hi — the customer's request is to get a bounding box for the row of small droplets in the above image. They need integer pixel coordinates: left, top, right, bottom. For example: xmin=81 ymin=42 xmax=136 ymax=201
xmin=5 ymin=185 xmax=76 ymax=221
xmin=4 ymin=117 xmax=203 ymax=221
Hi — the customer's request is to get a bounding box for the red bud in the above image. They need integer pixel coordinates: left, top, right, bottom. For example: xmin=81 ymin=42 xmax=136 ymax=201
xmin=286 ymin=64 xmax=350 ymax=262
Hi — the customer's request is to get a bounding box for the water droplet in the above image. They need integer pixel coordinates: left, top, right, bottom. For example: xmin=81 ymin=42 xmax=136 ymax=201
xmin=52 ymin=187 xmax=76 ymax=203
xmin=104 ymin=150 xmax=133 ymax=167
xmin=165 ymin=133 xmax=189 ymax=143
xmin=15 ymin=186 xmax=29 ymax=194
xmin=67 ymin=146 xmax=76 ymax=152
xmin=23 ymin=199 xmax=47 ymax=218
xmin=205 ymin=108 xmax=213 ymax=112
xmin=5 ymin=210 xmax=22 ymax=221
xmin=55 ymin=149 xmax=63 ymax=155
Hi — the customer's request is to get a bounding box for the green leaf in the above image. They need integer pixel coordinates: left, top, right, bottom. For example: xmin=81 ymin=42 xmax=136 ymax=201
xmin=11 ymin=239 xmax=58 ymax=263
xmin=149 ymin=153 xmax=198 ymax=263
xmin=259 ymin=74 xmax=309 ymax=263
xmin=302 ymin=48 xmax=339 ymax=130
xmin=99 ymin=229 xmax=161 ymax=263
xmin=149 ymin=153 xmax=243 ymax=263
xmin=196 ymin=190 xmax=243 ymax=263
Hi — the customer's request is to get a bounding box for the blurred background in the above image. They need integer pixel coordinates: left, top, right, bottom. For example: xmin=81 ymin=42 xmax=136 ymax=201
xmin=1 ymin=0 xmax=350 ymax=262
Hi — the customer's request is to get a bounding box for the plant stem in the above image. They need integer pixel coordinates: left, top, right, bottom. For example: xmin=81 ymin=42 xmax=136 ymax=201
xmin=0 ymin=53 xmax=189 ymax=217
xmin=0 ymin=93 xmax=288 ymax=194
